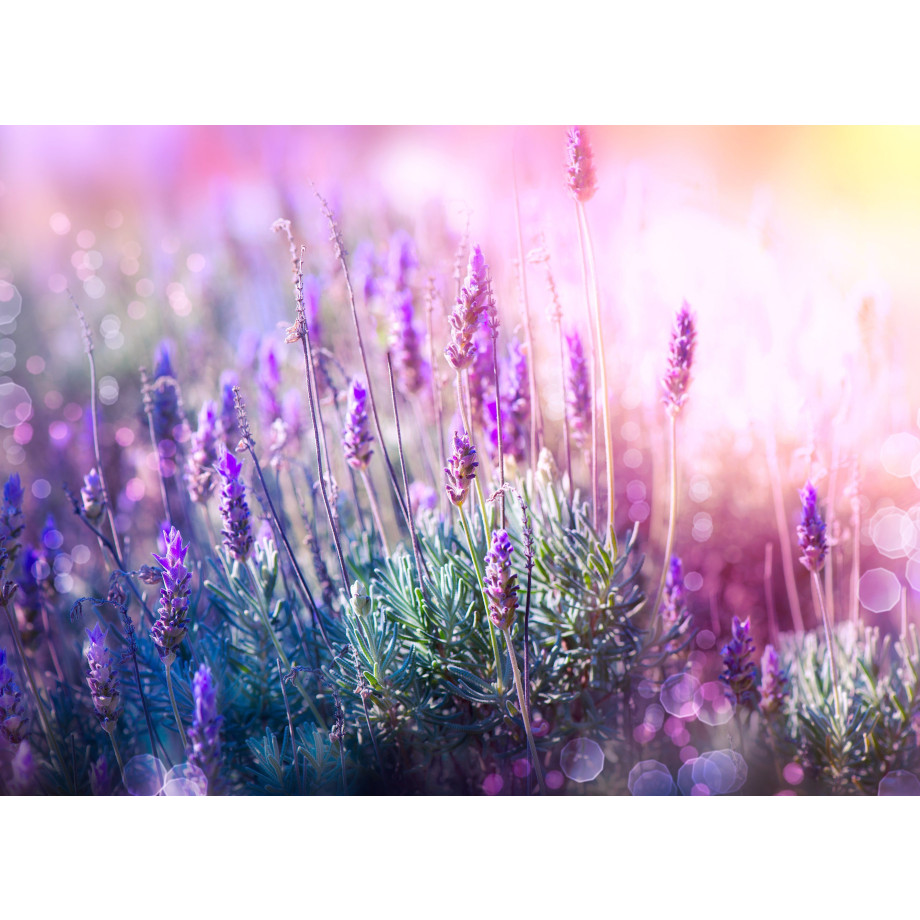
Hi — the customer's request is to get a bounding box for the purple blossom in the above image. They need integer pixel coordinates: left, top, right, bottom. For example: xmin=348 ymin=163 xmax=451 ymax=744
xmin=409 ymin=480 xmax=438 ymax=516
xmin=467 ymin=328 xmax=494 ymax=425
xmin=353 ymin=240 xmax=381 ymax=302
xmin=217 ymin=451 xmax=253 ymax=563
xmin=151 ymin=341 xmax=188 ymax=445
xmin=445 ymin=245 xmax=491 ymax=371
xmin=258 ymin=340 xmax=282 ymax=428
xmin=343 ymin=379 xmax=374 ymax=470
xmin=187 ymin=663 xmax=223 ymax=792
xmin=388 ymin=229 xmax=418 ymax=291
xmin=0 ymin=472 xmax=25 ymax=563
xmin=484 ymin=529 xmax=518 ymax=630
xmin=186 ymin=401 xmax=222 ymax=504
xmin=719 ymin=616 xmax=761 ymax=710
xmin=760 ymin=644 xmax=789 ymax=715
xmin=150 ymin=526 xmax=191 ymax=666
xmin=565 ymin=126 xmax=598 ymax=203
xmin=89 ymin=753 xmax=114 ymax=796
xmin=661 ymin=301 xmax=697 ymax=416
xmin=444 ymin=431 xmax=478 ymax=507
xmin=219 ymin=371 xmax=241 ymax=450
xmin=797 ymin=480 xmax=827 ymax=574
xmin=659 ymin=555 xmax=687 ymax=626
xmin=84 ymin=624 xmax=121 ymax=732
xmin=390 ymin=288 xmax=428 ymax=395
xmin=80 ymin=468 xmax=105 ymax=521
xmin=0 ymin=647 xmax=28 ymax=745
xmin=302 ymin=273 xmax=322 ymax=338
xmin=564 ymin=327 xmax=592 ymax=450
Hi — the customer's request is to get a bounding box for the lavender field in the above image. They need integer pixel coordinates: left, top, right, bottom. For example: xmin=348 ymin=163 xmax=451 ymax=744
xmin=2 ymin=125 xmax=919 ymax=796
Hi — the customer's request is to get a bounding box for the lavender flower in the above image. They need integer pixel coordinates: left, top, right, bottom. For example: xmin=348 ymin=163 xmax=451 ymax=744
xmin=151 ymin=341 xmax=188 ymax=444
xmin=444 ymin=431 xmax=478 ymax=507
xmin=659 ymin=555 xmax=687 ymax=626
xmin=564 ymin=327 xmax=592 ymax=450
xmin=445 ymin=245 xmax=491 ymax=371
xmin=797 ymin=480 xmax=827 ymax=574
xmin=89 ymin=753 xmax=114 ymax=796
xmin=390 ymin=288 xmax=427 ymax=395
xmin=484 ymin=529 xmax=518 ymax=630
xmin=80 ymin=468 xmax=105 ymax=522
xmin=760 ymin=644 xmax=789 ymax=715
xmin=186 ymin=400 xmax=222 ymax=504
xmin=302 ymin=273 xmax=323 ymax=338
xmin=258 ymin=340 xmax=282 ymax=428
xmin=219 ymin=371 xmax=241 ymax=450
xmin=503 ymin=339 xmax=530 ymax=463
xmin=719 ymin=616 xmax=761 ymax=710
xmin=661 ymin=301 xmax=697 ymax=416
xmin=217 ymin=451 xmax=253 ymax=562
xmin=467 ymin=328 xmax=494 ymax=424
xmin=388 ymin=229 xmax=417 ymax=291
xmin=0 ymin=647 xmax=28 ymax=745
xmin=409 ymin=480 xmax=437 ymax=517
xmin=187 ymin=663 xmax=223 ymax=792
xmin=0 ymin=472 xmax=24 ymax=562
xmin=150 ymin=526 xmax=191 ymax=666
xmin=343 ymin=379 xmax=374 ymax=470
xmin=565 ymin=126 xmax=598 ymax=203
xmin=84 ymin=625 xmax=121 ymax=732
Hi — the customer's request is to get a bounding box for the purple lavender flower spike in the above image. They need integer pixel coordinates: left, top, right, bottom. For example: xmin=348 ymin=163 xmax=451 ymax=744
xmin=84 ymin=624 xmax=121 ymax=732
xmin=217 ymin=451 xmax=253 ymax=562
xmin=444 ymin=431 xmax=478 ymax=507
xmin=504 ymin=339 xmax=530 ymax=463
xmin=343 ymin=379 xmax=374 ymax=470
xmin=0 ymin=647 xmax=28 ymax=745
xmin=659 ymin=555 xmax=687 ymax=625
xmin=661 ymin=301 xmax=697 ymax=417
xmin=720 ymin=616 xmax=761 ymax=710
xmin=390 ymin=288 xmax=428 ymax=396
xmin=445 ymin=245 xmax=491 ymax=371
xmin=150 ymin=526 xmax=191 ymax=666
xmin=80 ymin=468 xmax=105 ymax=521
xmin=219 ymin=371 xmax=241 ymax=450
xmin=187 ymin=400 xmax=222 ymax=504
xmin=302 ymin=273 xmax=322 ymax=337
xmin=388 ymin=229 xmax=418 ymax=291
xmin=353 ymin=240 xmax=381 ymax=302
xmin=565 ymin=126 xmax=598 ymax=203
xmin=564 ymin=327 xmax=592 ymax=450
xmin=187 ymin=663 xmax=223 ymax=792
xmin=760 ymin=644 xmax=789 ymax=715
xmin=0 ymin=472 xmax=25 ymax=562
xmin=258 ymin=340 xmax=282 ymax=428
xmin=151 ymin=341 xmax=187 ymax=444
xmin=409 ymin=480 xmax=438 ymax=516
xmin=797 ymin=480 xmax=827 ymax=574
xmin=484 ymin=529 xmax=518 ymax=630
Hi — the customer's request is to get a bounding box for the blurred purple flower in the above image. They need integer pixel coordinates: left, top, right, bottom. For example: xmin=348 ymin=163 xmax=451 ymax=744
xmin=188 ymin=663 xmax=223 ymax=792
xmin=187 ymin=401 xmax=222 ymax=504
xmin=388 ymin=229 xmax=418 ymax=291
xmin=565 ymin=126 xmax=597 ymax=203
xmin=84 ymin=624 xmax=121 ymax=732
xmin=0 ymin=472 xmax=25 ymax=563
xmin=80 ymin=468 xmax=105 ymax=521
xmin=720 ymin=616 xmax=761 ymax=710
xmin=661 ymin=301 xmax=697 ymax=416
xmin=258 ymin=339 xmax=282 ymax=428
xmin=659 ymin=555 xmax=687 ymax=626
xmin=564 ymin=327 xmax=591 ymax=450
xmin=390 ymin=288 xmax=428 ymax=396
xmin=219 ymin=371 xmax=241 ymax=450
xmin=150 ymin=526 xmax=191 ymax=666
xmin=760 ymin=644 xmax=789 ymax=715
xmin=0 ymin=647 xmax=28 ymax=745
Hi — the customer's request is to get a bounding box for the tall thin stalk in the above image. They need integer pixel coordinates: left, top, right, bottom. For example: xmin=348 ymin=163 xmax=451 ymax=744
xmin=164 ymin=661 xmax=189 ymax=751
xmin=652 ymin=414 xmax=678 ymax=627
xmin=813 ymin=571 xmax=842 ymax=719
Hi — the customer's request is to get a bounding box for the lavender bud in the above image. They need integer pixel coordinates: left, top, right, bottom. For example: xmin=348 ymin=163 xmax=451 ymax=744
xmin=445 ymin=245 xmax=491 ymax=371
xmin=138 ymin=564 xmax=162 ymax=585
xmin=659 ymin=556 xmax=687 ymax=625
xmin=719 ymin=616 xmax=761 ymax=710
xmin=565 ymin=126 xmax=598 ymax=203
xmin=484 ymin=529 xmax=518 ymax=630
xmin=186 ymin=401 xmax=222 ymax=504
xmin=0 ymin=472 xmax=25 ymax=563
xmin=444 ymin=431 xmax=478 ymax=507
xmin=350 ymin=581 xmax=372 ymax=618
xmin=217 ymin=451 xmax=253 ymax=563
xmin=0 ymin=647 xmax=28 ymax=745
xmin=343 ymin=379 xmax=374 ymax=471
xmin=84 ymin=624 xmax=121 ymax=732
xmin=797 ymin=480 xmax=827 ymax=574
xmin=564 ymin=328 xmax=592 ymax=450
xmin=187 ymin=663 xmax=223 ymax=792
xmin=661 ymin=301 xmax=697 ymax=416
xmin=759 ymin=644 xmax=789 ymax=715
xmin=151 ymin=341 xmax=189 ymax=445
xmin=390 ymin=288 xmax=427 ymax=396
xmin=80 ymin=468 xmax=105 ymax=521
xmin=150 ymin=526 xmax=191 ymax=667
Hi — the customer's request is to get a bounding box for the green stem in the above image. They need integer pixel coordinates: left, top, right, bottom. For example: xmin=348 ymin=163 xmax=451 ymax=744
xmin=107 ymin=728 xmax=125 ymax=775
xmin=164 ymin=662 xmax=189 ymax=752
xmin=503 ymin=626 xmax=544 ymax=794
xmin=813 ymin=571 xmax=843 ymax=720
xmin=458 ymin=504 xmax=504 ymax=692
xmin=652 ymin=413 xmax=678 ymax=629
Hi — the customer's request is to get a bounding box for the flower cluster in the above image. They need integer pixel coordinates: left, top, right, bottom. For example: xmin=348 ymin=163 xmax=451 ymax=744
xmin=150 ymin=342 xmax=189 ymax=445
xmin=187 ymin=663 xmax=223 ymax=792
xmin=759 ymin=644 xmax=789 ymax=715
xmin=150 ymin=526 xmax=191 ymax=666
xmin=661 ymin=301 xmax=697 ymax=416
xmin=565 ymin=126 xmax=597 ymax=203
xmin=797 ymin=480 xmax=827 ymax=574
xmin=659 ymin=555 xmax=687 ymax=626
xmin=444 ymin=431 xmax=478 ymax=507
xmin=445 ymin=245 xmax=490 ymax=371
xmin=0 ymin=473 xmax=24 ymax=563
xmin=80 ymin=468 xmax=105 ymax=522
xmin=390 ymin=288 xmax=427 ymax=395
xmin=84 ymin=625 xmax=121 ymax=732
xmin=219 ymin=372 xmax=241 ymax=450
xmin=187 ymin=400 xmax=222 ymax=503
xmin=484 ymin=529 xmax=518 ymax=630
xmin=719 ymin=616 xmax=761 ymax=709
xmin=217 ymin=451 xmax=253 ymax=562
xmin=343 ymin=379 xmax=374 ymax=470
xmin=564 ymin=328 xmax=592 ymax=449
xmin=0 ymin=647 xmax=28 ymax=745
